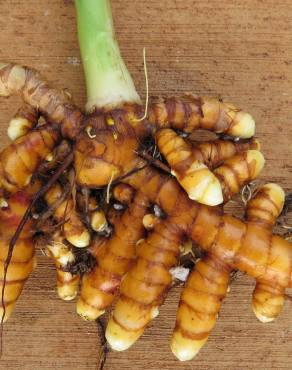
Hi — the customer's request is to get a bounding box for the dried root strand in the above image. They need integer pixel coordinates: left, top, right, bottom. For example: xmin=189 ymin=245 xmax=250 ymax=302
xmin=96 ymin=317 xmax=110 ymax=370
xmin=136 ymin=149 xmax=171 ymax=174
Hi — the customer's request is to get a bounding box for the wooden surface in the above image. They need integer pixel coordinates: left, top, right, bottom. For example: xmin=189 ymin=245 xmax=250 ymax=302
xmin=1 ymin=0 xmax=292 ymax=369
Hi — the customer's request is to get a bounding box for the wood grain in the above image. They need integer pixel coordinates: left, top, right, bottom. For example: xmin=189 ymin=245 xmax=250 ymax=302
xmin=1 ymin=0 xmax=292 ymax=369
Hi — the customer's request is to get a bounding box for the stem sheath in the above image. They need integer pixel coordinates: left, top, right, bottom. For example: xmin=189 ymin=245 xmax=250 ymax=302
xmin=75 ymin=0 xmax=141 ymax=111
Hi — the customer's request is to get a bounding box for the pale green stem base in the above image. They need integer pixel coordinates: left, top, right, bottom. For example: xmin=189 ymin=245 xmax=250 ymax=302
xmin=75 ymin=0 xmax=141 ymax=112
